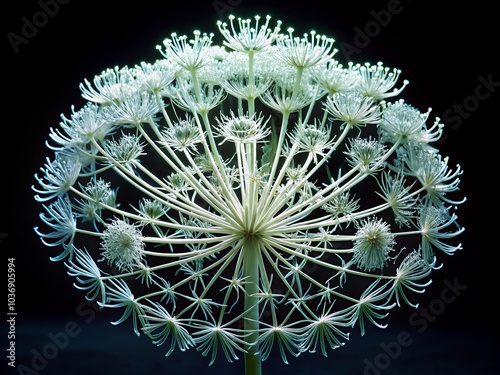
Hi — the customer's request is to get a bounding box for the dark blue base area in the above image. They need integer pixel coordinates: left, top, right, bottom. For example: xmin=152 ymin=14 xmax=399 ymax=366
xmin=7 ymin=314 xmax=496 ymax=375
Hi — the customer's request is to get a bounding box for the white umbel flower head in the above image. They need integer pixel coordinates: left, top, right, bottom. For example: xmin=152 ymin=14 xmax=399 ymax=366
xmin=33 ymin=155 xmax=80 ymax=202
xmin=100 ymin=218 xmax=145 ymax=272
xmin=379 ymin=99 xmax=443 ymax=146
xmin=290 ymin=121 xmax=334 ymax=162
xmin=33 ymin=14 xmax=465 ymax=372
xmin=80 ymin=66 xmax=135 ymax=105
xmin=356 ymin=62 xmax=409 ymax=101
xmin=159 ymin=117 xmax=204 ymax=153
xmin=217 ymin=15 xmax=282 ymax=53
xmin=351 ymin=217 xmax=395 ymax=271
xmin=324 ymin=91 xmax=381 ymax=128
xmin=216 ymin=111 xmax=270 ymax=144
xmin=159 ymin=31 xmax=214 ymax=71
xmin=104 ymin=133 xmax=145 ymax=167
xmin=275 ymin=28 xmax=337 ymax=68
xmin=312 ymin=60 xmax=361 ymax=95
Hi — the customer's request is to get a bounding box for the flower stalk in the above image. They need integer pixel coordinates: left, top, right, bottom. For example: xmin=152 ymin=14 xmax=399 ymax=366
xmin=243 ymin=237 xmax=262 ymax=375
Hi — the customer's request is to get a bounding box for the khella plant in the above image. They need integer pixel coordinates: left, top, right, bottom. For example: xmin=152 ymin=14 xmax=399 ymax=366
xmin=33 ymin=14 xmax=465 ymax=375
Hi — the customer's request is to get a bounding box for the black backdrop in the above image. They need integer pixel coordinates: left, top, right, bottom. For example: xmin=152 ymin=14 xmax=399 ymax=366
xmin=3 ymin=1 xmax=497 ymax=374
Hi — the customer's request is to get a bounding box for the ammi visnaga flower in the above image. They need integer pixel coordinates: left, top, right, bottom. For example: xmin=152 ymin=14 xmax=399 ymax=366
xmin=33 ymin=14 xmax=465 ymax=375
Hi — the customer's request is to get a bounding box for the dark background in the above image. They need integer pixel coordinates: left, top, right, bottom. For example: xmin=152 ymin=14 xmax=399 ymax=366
xmin=2 ymin=1 xmax=497 ymax=374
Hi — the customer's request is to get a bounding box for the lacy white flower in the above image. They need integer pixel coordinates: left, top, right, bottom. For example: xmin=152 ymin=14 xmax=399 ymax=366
xmin=33 ymin=14 xmax=465 ymax=375
xmin=215 ymin=112 xmax=270 ymax=144
xmin=80 ymin=66 xmax=136 ymax=105
xmin=324 ymin=91 xmax=381 ymax=128
xmin=350 ymin=217 xmax=396 ymax=271
xmin=99 ymin=218 xmax=145 ymax=272
xmin=217 ymin=15 xmax=282 ymax=53
xmin=275 ymin=28 xmax=336 ymax=68
xmin=379 ymin=99 xmax=441 ymax=146
xmin=158 ymin=31 xmax=214 ymax=71
xmin=389 ymin=249 xmax=434 ymax=308
xmin=35 ymin=196 xmax=77 ymax=260
xmin=356 ymin=61 xmax=409 ymax=101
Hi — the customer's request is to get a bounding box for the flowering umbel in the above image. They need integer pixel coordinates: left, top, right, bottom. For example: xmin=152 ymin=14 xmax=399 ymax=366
xmin=33 ymin=14 xmax=465 ymax=375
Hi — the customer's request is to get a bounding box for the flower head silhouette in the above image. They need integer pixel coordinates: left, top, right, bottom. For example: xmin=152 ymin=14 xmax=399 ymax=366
xmin=33 ymin=14 xmax=465 ymax=375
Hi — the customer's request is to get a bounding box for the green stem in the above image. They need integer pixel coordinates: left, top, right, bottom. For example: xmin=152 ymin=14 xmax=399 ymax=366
xmin=243 ymin=238 xmax=262 ymax=375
